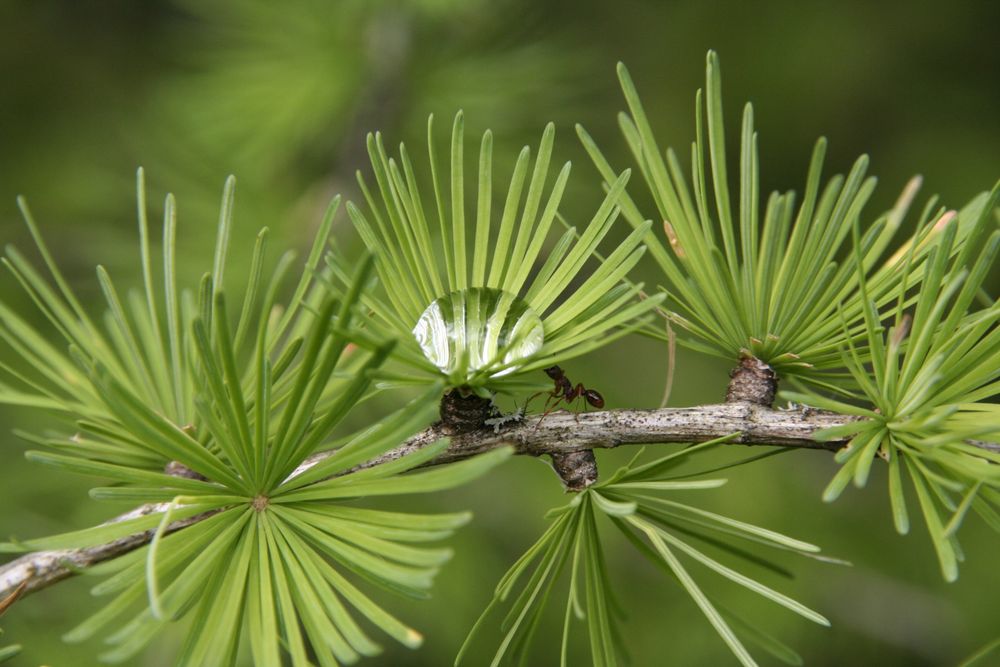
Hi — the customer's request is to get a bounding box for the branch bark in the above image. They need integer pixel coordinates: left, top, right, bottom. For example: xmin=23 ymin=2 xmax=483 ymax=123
xmin=0 ymin=402 xmax=993 ymax=603
xmin=0 ymin=402 xmax=848 ymax=602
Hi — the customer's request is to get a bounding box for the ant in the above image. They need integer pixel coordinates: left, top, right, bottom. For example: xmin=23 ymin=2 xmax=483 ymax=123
xmin=528 ymin=365 xmax=604 ymax=424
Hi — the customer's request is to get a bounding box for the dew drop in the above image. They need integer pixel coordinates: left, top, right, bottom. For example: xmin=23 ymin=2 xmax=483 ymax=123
xmin=412 ymin=288 xmax=544 ymax=383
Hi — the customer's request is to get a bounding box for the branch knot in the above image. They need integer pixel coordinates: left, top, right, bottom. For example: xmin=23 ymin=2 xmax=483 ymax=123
xmin=439 ymin=390 xmax=500 ymax=434
xmin=549 ymin=450 xmax=598 ymax=492
xmin=726 ymin=356 xmax=778 ymax=407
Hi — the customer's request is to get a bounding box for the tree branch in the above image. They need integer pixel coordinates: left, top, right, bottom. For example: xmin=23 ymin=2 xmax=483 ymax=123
xmin=1 ymin=402 xmax=994 ymax=603
xmin=322 ymin=402 xmax=855 ymax=475
xmin=0 ymin=504 xmax=213 ymax=601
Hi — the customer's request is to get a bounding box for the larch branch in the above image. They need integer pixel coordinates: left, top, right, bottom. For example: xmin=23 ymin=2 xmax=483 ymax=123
xmin=1 ymin=402 xmax=994 ymax=603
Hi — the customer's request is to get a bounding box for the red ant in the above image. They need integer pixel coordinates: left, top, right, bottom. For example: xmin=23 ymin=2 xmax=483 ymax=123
xmin=528 ymin=365 xmax=605 ymax=424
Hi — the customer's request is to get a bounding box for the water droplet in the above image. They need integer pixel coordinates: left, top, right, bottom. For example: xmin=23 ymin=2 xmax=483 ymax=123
xmin=412 ymin=288 xmax=544 ymax=383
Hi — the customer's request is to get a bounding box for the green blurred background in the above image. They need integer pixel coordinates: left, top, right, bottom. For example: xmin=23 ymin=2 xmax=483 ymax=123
xmin=1 ymin=1 xmax=998 ymax=665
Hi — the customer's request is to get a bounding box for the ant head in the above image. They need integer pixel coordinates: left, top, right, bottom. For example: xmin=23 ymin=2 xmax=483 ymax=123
xmin=543 ymin=365 xmax=563 ymax=380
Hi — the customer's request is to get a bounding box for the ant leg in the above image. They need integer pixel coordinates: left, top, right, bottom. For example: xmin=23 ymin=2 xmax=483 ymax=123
xmin=526 ymin=388 xmax=563 ymax=416
xmin=534 ymin=393 xmax=565 ymax=430
xmin=524 ymin=391 xmax=546 ymax=415
xmin=580 ymin=387 xmax=600 ymax=418
xmin=571 ymin=384 xmax=587 ymax=423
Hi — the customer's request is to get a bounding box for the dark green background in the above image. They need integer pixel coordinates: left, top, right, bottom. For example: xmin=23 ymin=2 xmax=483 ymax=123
xmin=1 ymin=1 xmax=998 ymax=665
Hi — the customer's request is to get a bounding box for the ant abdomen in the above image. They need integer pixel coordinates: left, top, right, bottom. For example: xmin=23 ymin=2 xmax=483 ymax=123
xmin=584 ymin=389 xmax=604 ymax=409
